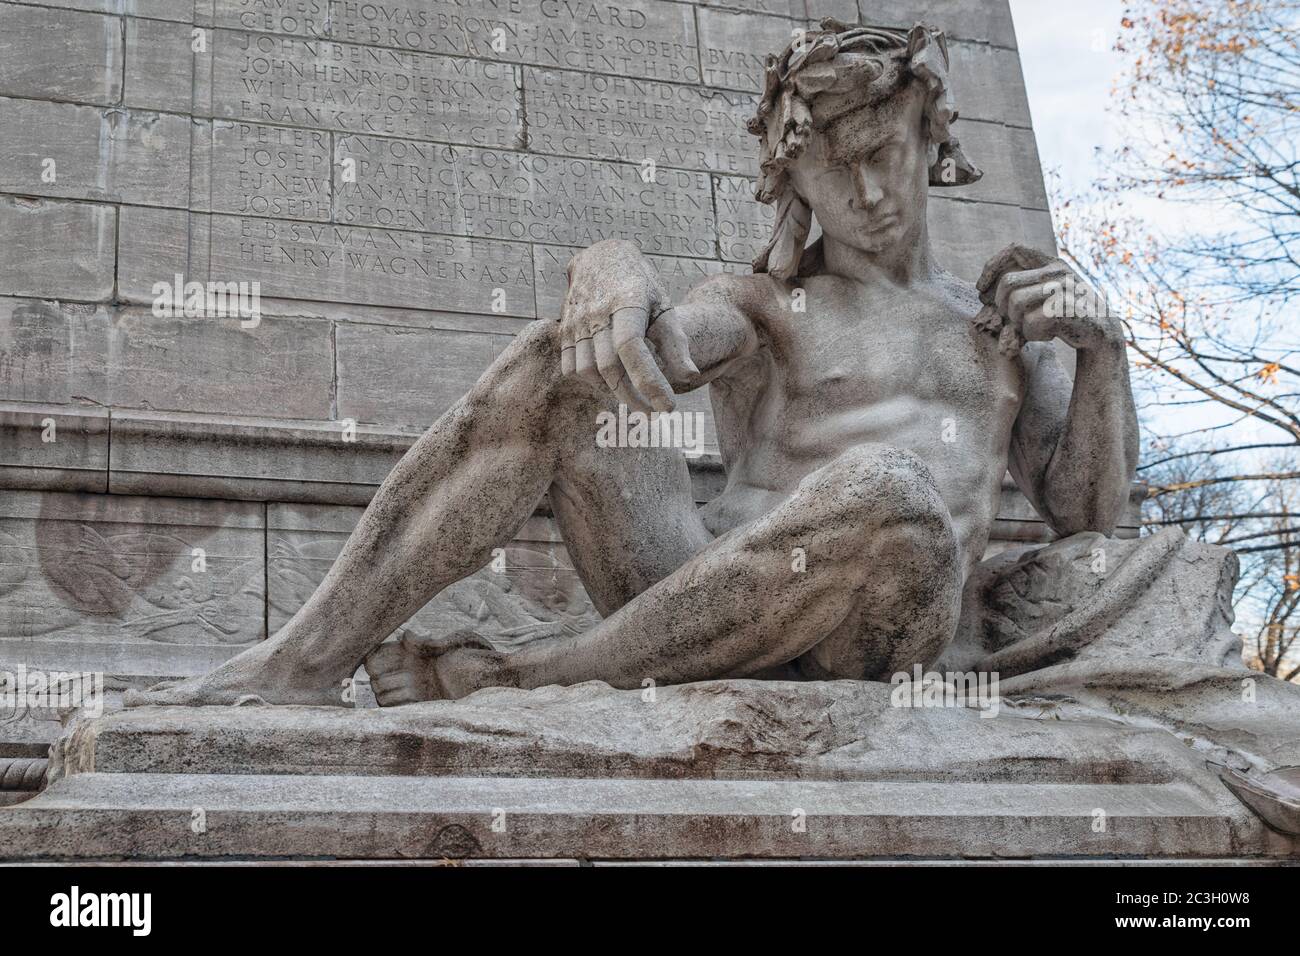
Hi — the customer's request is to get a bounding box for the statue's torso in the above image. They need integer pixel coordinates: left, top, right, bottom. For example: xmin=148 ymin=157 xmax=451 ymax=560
xmin=703 ymin=270 xmax=1027 ymax=573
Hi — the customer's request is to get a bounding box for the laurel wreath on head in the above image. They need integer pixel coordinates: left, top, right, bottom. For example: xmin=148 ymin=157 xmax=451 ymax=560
xmin=748 ymin=19 xmax=982 ymax=280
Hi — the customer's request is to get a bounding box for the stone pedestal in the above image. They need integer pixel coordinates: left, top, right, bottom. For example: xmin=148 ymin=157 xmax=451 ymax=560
xmin=2 ymin=676 xmax=1296 ymax=862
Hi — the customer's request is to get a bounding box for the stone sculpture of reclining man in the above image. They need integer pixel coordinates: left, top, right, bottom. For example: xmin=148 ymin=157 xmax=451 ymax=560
xmin=133 ymin=21 xmax=1138 ymax=708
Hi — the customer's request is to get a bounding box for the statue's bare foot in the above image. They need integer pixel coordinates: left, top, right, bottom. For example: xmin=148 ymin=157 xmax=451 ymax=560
xmin=364 ymin=630 xmax=507 ymax=706
xmin=124 ymin=640 xmax=345 ymax=708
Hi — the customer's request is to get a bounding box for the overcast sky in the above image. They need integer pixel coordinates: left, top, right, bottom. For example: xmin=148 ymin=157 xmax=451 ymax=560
xmin=1007 ymin=3 xmax=1275 ymax=437
xmin=1007 ymin=0 xmax=1128 ymax=210
xmin=1007 ymin=1 xmax=1226 ymax=233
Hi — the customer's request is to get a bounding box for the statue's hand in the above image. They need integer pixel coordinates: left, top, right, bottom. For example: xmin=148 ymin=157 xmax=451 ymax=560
xmin=973 ymin=244 xmax=1123 ymax=355
xmin=560 ymin=239 xmax=676 ymax=412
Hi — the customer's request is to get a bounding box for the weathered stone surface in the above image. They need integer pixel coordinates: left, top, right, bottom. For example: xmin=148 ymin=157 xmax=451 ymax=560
xmin=208 ymin=29 xmax=524 ymax=147
xmin=0 ymin=299 xmax=111 ymax=405
xmin=521 ymin=66 xmax=759 ymax=176
xmin=714 ymin=173 xmax=773 ymax=263
xmin=335 ymin=137 xmax=720 ymax=256
xmin=202 ymin=120 xmax=333 ymax=221
xmin=8 ymin=769 xmax=1278 ymax=860
xmin=333 ymin=309 xmax=725 ymax=448
xmin=929 ymin=196 xmax=1055 ymax=281
xmin=48 ymin=677 xmax=1285 ymax=786
xmin=807 ymin=0 xmax=859 ymax=24
xmin=7 ymin=669 xmax=1296 ymax=859
xmin=0 ymin=4 xmax=123 ymax=105
xmin=715 ymin=0 xmax=830 ymax=18
xmin=0 ymin=99 xmax=191 ymax=207
xmin=697 ymin=7 xmax=804 ymax=93
xmin=0 ymin=298 xmax=335 ymax=419
xmin=944 ymin=39 xmax=1033 ymax=127
xmin=938 ymin=119 xmax=1047 ymax=209
xmin=211 ymin=0 xmax=701 ymax=84
xmin=945 ymin=529 xmax=1244 ymax=678
xmin=0 ymin=198 xmax=116 ymax=301
xmin=0 ymin=397 xmax=730 ymax=508
xmin=117 ymin=206 xmax=540 ymax=317
xmin=0 ymin=401 xmax=109 ymax=493
xmin=213 ymin=214 xmax=538 ymax=316
xmin=107 ymin=411 xmax=419 ymax=505
xmin=116 ymin=206 xmax=196 ymax=302
xmin=861 ymin=0 xmax=1018 ymax=49
xmin=123 ymin=16 xmax=196 ymax=114
xmin=9 ymin=0 xmax=175 ymax=14
xmin=334 ymin=322 xmax=513 ymax=426
xmin=219 ymin=294 xmax=533 ymax=334
xmin=110 ymin=310 xmax=335 ymax=419
xmin=0 ymin=396 xmax=728 ymax=509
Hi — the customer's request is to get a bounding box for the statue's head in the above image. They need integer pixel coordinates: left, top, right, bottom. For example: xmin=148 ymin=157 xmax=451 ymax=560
xmin=748 ymin=20 xmax=981 ymax=279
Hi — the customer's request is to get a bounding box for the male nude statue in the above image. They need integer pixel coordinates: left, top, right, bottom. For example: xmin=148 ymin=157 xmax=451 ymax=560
xmin=133 ymin=21 xmax=1138 ymax=708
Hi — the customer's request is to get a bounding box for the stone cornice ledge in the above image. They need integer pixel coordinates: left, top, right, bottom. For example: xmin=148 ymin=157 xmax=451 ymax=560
xmin=0 ymin=404 xmax=1135 ymax=538
xmin=0 ymin=404 xmax=730 ymax=508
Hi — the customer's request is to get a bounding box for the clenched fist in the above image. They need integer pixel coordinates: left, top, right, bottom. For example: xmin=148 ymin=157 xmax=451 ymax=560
xmin=973 ymin=244 xmax=1123 ymax=355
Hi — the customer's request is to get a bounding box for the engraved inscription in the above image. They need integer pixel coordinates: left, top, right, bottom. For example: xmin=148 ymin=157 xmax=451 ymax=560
xmin=217 ymin=0 xmax=701 ymax=84
xmin=211 ymin=120 xmax=333 ymax=221
xmin=220 ymin=215 xmax=536 ymax=315
xmin=697 ymin=7 xmax=797 ymax=93
xmin=335 ymin=136 xmax=718 ymax=255
xmin=214 ymin=30 xmax=524 ymax=146
xmin=523 ymin=67 xmax=758 ymax=175
xmin=533 ymin=244 xmax=749 ymax=317
xmin=713 ymin=174 xmax=771 ymax=263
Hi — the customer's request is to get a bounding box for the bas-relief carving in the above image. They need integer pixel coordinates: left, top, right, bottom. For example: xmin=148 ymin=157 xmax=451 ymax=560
xmin=269 ymin=510 xmax=599 ymax=650
xmin=0 ymin=492 xmax=263 ymax=644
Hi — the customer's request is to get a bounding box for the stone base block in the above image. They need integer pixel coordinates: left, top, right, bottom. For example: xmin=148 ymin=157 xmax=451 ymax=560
xmin=1 ymin=678 xmax=1297 ymax=861
xmin=0 ymin=771 xmax=1281 ymax=862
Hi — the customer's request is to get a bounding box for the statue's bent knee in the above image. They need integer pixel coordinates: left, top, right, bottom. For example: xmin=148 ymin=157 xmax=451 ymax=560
xmin=815 ymin=444 xmax=950 ymax=527
xmin=466 ymin=320 xmax=562 ymax=406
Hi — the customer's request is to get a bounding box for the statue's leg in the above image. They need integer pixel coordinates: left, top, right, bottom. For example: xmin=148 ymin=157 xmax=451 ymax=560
xmin=128 ymin=320 xmax=708 ymax=707
xmin=430 ymin=444 xmax=963 ymax=697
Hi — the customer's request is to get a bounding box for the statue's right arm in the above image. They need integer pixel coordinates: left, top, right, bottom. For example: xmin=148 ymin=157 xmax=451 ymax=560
xmin=559 ymin=240 xmax=758 ymax=412
xmin=646 ymin=275 xmax=760 ymax=395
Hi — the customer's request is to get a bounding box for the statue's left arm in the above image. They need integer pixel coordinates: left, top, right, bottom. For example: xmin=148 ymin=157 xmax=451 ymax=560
xmin=976 ymin=244 xmax=1140 ymax=536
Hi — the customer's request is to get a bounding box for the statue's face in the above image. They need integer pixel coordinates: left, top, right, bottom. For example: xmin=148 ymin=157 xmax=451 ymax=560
xmin=787 ymin=81 xmax=930 ymax=257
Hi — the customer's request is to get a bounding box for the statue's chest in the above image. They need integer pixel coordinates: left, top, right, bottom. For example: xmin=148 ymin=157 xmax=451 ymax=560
xmin=775 ymin=311 xmax=1008 ymax=409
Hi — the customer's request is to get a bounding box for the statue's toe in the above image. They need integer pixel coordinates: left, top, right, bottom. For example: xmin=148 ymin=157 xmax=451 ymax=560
xmin=364 ymin=633 xmax=442 ymax=706
xmin=363 ymin=640 xmax=408 ymax=681
xmin=123 ymin=678 xmax=193 ymax=708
